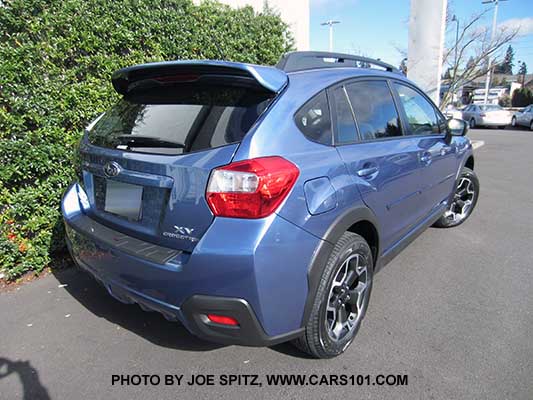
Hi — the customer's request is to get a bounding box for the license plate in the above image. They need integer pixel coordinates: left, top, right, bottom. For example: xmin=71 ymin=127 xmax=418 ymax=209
xmin=104 ymin=180 xmax=143 ymax=220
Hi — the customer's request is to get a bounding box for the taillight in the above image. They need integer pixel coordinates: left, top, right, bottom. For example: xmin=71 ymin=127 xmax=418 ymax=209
xmin=206 ymin=156 xmax=299 ymax=219
xmin=479 ymin=113 xmax=486 ymax=117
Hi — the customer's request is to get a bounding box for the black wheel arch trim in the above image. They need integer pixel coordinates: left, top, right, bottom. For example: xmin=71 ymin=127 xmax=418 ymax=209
xmin=301 ymin=206 xmax=381 ymax=327
xmin=447 ymin=150 xmax=475 ymax=206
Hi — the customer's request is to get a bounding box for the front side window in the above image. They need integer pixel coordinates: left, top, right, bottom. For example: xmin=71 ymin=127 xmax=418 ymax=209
xmin=394 ymin=83 xmax=439 ymax=135
xmin=294 ymin=90 xmax=332 ymax=145
xmin=345 ymin=80 xmax=402 ymax=140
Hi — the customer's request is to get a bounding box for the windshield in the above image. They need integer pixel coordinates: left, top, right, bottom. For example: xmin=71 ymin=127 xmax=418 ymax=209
xmin=88 ymin=86 xmax=272 ymax=155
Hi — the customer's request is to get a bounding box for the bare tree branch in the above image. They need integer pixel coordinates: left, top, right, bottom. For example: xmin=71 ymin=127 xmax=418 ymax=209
xmin=440 ymin=11 xmax=518 ymax=108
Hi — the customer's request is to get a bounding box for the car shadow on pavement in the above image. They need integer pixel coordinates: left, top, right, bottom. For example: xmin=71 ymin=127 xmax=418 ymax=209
xmin=0 ymin=357 xmax=50 ymax=400
xmin=52 ymin=266 xmax=224 ymax=352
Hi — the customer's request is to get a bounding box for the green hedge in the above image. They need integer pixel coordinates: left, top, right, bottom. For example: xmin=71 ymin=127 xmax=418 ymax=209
xmin=0 ymin=0 xmax=293 ymax=280
xmin=511 ymin=87 xmax=533 ymax=107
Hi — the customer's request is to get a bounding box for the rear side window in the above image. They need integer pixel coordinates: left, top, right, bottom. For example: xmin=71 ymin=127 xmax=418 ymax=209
xmin=294 ymin=90 xmax=332 ymax=145
xmin=88 ymin=86 xmax=272 ymax=155
xmin=394 ymin=83 xmax=439 ymax=135
xmin=331 ymin=86 xmax=358 ymax=144
xmin=345 ymin=81 xmax=402 ymax=141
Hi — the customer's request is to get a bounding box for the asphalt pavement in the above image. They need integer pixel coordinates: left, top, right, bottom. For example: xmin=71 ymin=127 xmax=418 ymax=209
xmin=1 ymin=128 xmax=532 ymax=400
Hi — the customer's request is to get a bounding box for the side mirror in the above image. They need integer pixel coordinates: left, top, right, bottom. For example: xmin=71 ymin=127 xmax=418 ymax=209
xmin=447 ymin=118 xmax=468 ymax=137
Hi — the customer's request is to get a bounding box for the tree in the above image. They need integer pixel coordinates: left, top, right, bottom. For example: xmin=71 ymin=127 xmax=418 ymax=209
xmin=494 ymin=45 xmax=514 ymax=74
xmin=518 ymin=62 xmax=528 ymax=85
xmin=518 ymin=61 xmax=528 ymax=75
xmin=439 ymin=10 xmax=518 ymax=108
xmin=512 ymin=87 xmax=533 ymax=107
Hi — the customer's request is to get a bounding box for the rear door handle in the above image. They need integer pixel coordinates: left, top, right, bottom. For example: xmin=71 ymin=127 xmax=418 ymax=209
xmin=356 ymin=166 xmax=379 ymax=177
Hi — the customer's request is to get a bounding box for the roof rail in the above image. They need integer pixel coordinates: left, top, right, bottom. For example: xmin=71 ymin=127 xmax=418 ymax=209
xmin=276 ymin=51 xmax=400 ymax=74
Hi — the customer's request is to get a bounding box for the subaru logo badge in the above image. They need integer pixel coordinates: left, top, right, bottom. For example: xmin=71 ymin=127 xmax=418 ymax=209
xmin=103 ymin=161 xmax=121 ymax=178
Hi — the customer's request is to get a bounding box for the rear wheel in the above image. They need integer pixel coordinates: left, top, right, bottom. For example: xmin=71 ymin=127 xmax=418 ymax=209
xmin=434 ymin=167 xmax=479 ymax=228
xmin=293 ymin=232 xmax=373 ymax=358
xmin=469 ymin=118 xmax=476 ymax=129
xmin=530 ymin=120 xmax=533 ymax=131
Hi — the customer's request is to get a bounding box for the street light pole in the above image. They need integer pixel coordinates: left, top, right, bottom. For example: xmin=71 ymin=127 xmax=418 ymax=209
xmin=321 ymin=20 xmax=340 ymax=52
xmin=482 ymin=0 xmax=508 ymax=104
xmin=451 ymin=15 xmax=459 ymax=75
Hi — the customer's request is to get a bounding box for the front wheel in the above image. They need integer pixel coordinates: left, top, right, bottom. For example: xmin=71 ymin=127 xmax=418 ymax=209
xmin=511 ymin=116 xmax=517 ymax=127
xmin=530 ymin=120 xmax=533 ymax=131
xmin=292 ymin=232 xmax=373 ymax=358
xmin=434 ymin=167 xmax=479 ymax=228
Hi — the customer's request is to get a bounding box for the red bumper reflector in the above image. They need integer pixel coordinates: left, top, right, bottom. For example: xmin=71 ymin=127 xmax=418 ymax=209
xmin=206 ymin=314 xmax=239 ymax=326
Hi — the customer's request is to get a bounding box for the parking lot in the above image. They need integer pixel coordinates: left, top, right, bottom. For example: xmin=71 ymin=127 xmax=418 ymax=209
xmin=1 ymin=128 xmax=532 ymax=400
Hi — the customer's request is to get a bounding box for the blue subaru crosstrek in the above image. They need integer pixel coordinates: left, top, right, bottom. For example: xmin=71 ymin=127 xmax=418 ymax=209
xmin=62 ymin=51 xmax=479 ymax=358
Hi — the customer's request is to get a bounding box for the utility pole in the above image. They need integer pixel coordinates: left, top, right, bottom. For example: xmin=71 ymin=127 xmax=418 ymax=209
xmin=482 ymin=0 xmax=508 ymax=104
xmin=321 ymin=20 xmax=340 ymax=52
xmin=451 ymin=15 xmax=459 ymax=76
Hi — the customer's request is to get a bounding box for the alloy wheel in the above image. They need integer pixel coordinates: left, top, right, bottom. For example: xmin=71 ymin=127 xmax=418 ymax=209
xmin=325 ymin=254 xmax=370 ymax=342
xmin=511 ymin=117 xmax=516 ymax=127
xmin=443 ymin=177 xmax=476 ymax=223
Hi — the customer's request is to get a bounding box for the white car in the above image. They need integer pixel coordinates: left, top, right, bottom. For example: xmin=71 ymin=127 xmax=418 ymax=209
xmin=443 ymin=105 xmax=464 ymax=120
xmin=462 ymin=104 xmax=512 ymax=129
xmin=511 ymin=105 xmax=533 ymax=131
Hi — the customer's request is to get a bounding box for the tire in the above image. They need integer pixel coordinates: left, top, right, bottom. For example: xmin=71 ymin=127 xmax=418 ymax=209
xmin=469 ymin=118 xmax=476 ymax=129
xmin=511 ymin=116 xmax=516 ymax=127
xmin=434 ymin=167 xmax=479 ymax=228
xmin=292 ymin=232 xmax=373 ymax=359
xmin=530 ymin=120 xmax=533 ymax=131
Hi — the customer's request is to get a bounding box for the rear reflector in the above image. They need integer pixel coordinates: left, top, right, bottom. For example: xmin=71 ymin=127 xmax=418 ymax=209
xmin=206 ymin=156 xmax=299 ymax=219
xmin=206 ymin=314 xmax=239 ymax=326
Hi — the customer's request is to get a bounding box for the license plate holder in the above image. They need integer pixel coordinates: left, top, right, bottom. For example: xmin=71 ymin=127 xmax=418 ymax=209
xmin=104 ymin=180 xmax=143 ymax=221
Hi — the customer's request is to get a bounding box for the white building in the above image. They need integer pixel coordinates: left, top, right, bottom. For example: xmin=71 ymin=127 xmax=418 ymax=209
xmin=471 ymin=87 xmax=508 ymax=105
xmin=194 ymin=0 xmax=309 ymax=51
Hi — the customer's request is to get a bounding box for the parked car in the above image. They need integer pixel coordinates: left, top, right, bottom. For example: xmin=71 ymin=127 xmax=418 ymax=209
xmin=443 ymin=104 xmax=464 ymax=120
xmin=511 ymin=105 xmax=533 ymax=130
xmin=62 ymin=51 xmax=479 ymax=359
xmin=461 ymin=104 xmax=512 ymax=129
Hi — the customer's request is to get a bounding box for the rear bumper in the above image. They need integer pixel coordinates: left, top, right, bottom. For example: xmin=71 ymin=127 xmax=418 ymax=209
xmin=479 ymin=117 xmax=511 ymax=126
xmin=62 ymin=183 xmax=318 ymax=345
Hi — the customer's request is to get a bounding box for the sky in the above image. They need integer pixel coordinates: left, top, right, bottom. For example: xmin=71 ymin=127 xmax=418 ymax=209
xmin=309 ymin=0 xmax=533 ymax=73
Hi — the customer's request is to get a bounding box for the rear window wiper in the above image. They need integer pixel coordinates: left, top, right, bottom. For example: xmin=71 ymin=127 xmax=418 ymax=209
xmin=116 ymin=135 xmax=185 ymax=148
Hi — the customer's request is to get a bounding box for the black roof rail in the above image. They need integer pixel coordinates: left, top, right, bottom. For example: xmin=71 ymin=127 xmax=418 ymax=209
xmin=276 ymin=51 xmax=400 ymax=74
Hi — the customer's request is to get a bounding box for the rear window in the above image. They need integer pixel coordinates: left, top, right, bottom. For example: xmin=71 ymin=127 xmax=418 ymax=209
xmin=88 ymin=86 xmax=272 ymax=155
xmin=479 ymin=105 xmax=502 ymax=112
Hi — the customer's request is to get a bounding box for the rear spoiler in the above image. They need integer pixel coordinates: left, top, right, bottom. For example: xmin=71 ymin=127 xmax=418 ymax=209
xmin=112 ymin=60 xmax=288 ymax=95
